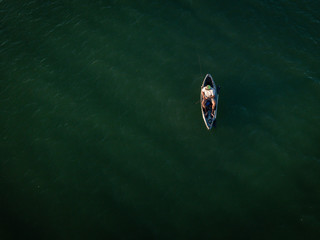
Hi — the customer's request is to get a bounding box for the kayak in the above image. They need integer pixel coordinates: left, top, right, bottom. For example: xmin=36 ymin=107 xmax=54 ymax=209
xmin=200 ymin=74 xmax=219 ymax=130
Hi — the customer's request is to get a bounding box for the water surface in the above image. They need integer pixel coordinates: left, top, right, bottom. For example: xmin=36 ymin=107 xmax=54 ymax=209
xmin=1 ymin=0 xmax=320 ymax=239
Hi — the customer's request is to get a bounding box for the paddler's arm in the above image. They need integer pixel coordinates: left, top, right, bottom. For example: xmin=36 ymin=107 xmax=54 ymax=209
xmin=209 ymin=94 xmax=215 ymax=99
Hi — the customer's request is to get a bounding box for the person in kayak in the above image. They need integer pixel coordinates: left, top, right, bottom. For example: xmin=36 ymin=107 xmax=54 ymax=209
xmin=201 ymin=85 xmax=216 ymax=117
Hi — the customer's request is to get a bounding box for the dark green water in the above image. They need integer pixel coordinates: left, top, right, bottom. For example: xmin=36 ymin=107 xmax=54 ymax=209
xmin=1 ymin=0 xmax=320 ymax=239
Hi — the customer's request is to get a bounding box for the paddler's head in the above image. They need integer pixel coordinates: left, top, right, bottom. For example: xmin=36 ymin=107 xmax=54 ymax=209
xmin=206 ymin=85 xmax=211 ymax=90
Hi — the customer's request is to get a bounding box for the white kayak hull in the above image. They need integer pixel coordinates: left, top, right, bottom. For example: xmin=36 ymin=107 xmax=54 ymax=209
xmin=200 ymin=74 xmax=219 ymax=130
